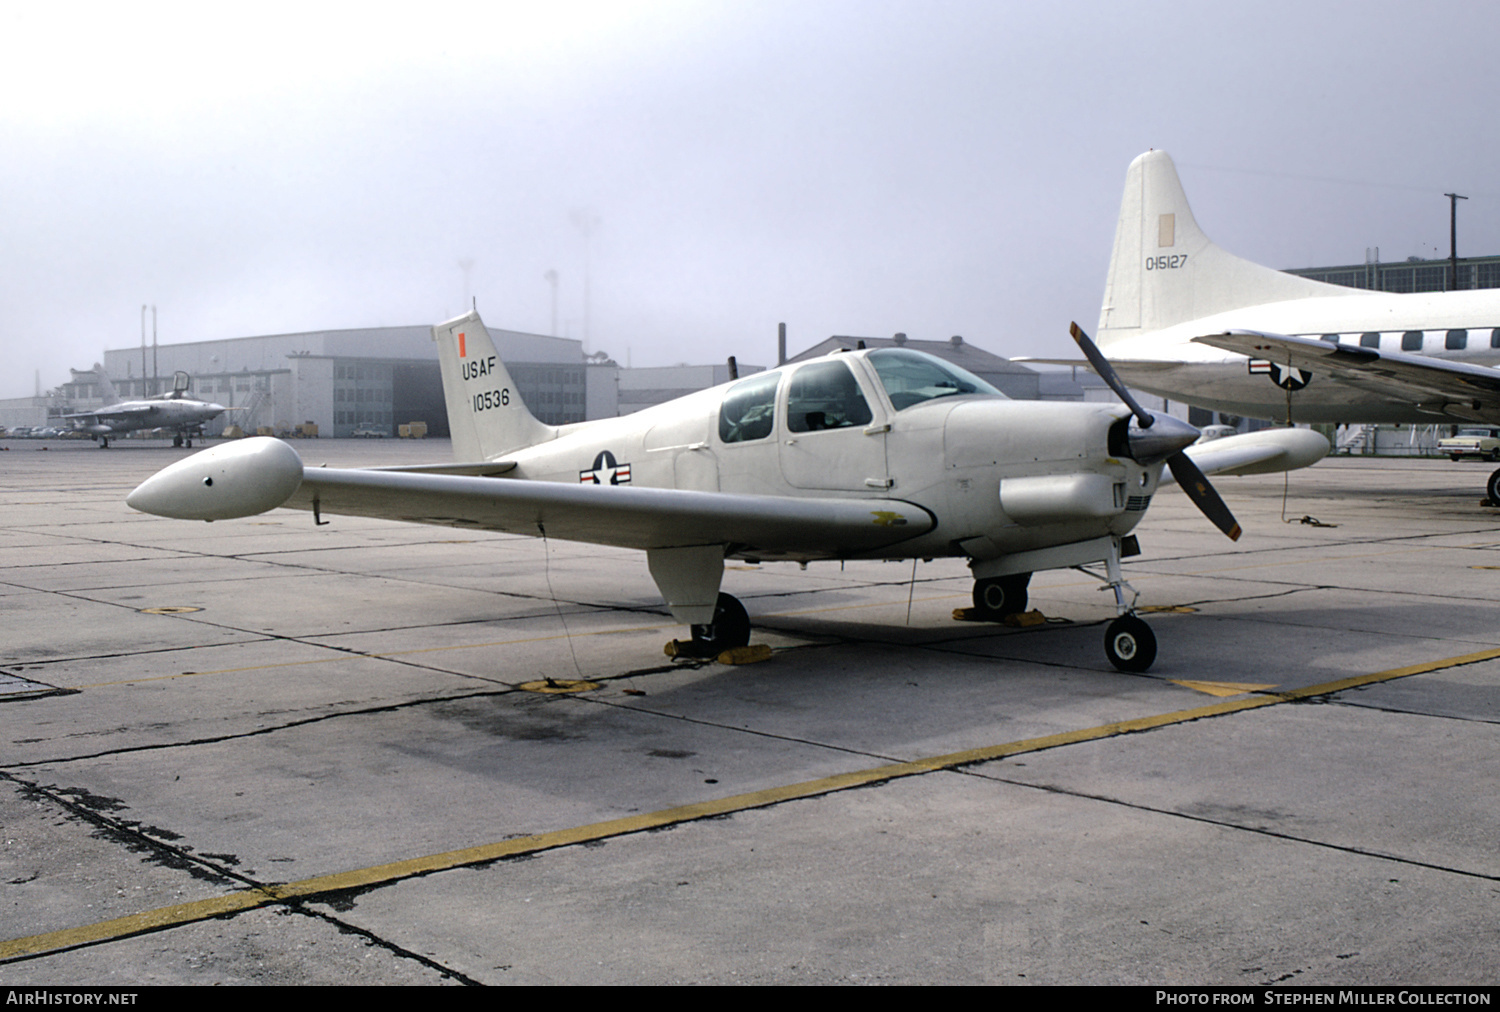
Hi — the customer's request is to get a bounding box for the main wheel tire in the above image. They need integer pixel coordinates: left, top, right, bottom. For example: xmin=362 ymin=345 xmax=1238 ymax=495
xmin=689 ymin=593 xmax=751 ymax=655
xmin=972 ymin=573 xmax=1031 ymax=620
xmin=172 ymin=435 xmax=183 ymax=447
xmin=1105 ymin=615 xmax=1157 ymax=673
xmin=1487 ymin=467 xmax=1500 ymax=506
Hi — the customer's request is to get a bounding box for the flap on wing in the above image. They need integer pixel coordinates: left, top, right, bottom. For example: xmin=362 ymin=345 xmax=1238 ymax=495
xmin=363 ymin=460 xmax=518 ymax=477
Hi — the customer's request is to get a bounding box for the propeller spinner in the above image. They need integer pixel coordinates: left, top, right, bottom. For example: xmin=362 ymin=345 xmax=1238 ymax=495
xmin=1069 ymin=322 xmax=1242 ymax=541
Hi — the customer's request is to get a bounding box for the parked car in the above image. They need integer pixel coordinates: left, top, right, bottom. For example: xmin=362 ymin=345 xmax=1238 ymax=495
xmin=1438 ymin=427 xmax=1500 ymax=461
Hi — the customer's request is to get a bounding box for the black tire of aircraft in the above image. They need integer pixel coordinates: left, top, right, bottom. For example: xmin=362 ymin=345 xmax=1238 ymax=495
xmin=1487 ymin=468 xmax=1500 ymax=507
xmin=972 ymin=573 xmax=1031 ymax=620
xmin=689 ymin=593 xmax=752 ymax=655
xmin=1105 ymin=615 xmax=1157 ymax=673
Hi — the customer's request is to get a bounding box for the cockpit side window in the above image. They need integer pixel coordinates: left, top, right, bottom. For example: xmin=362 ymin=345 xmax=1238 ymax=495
xmin=786 ymin=361 xmax=873 ymax=433
xmin=868 ymin=348 xmax=1003 ymax=410
xmin=718 ymin=371 xmax=780 ymax=443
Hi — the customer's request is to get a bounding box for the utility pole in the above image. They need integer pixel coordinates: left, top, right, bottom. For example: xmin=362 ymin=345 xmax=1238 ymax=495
xmin=544 ymin=269 xmax=559 ymax=336
xmin=1444 ymin=192 xmax=1468 ymax=291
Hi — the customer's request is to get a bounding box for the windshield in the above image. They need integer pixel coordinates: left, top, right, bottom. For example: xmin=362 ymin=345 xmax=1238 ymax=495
xmin=867 ymin=348 xmax=1003 ymax=410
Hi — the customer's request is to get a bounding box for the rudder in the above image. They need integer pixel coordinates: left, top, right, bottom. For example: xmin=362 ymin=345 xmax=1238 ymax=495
xmin=432 ymin=311 xmax=555 ymax=461
xmin=1096 ymin=150 xmax=1343 ymax=346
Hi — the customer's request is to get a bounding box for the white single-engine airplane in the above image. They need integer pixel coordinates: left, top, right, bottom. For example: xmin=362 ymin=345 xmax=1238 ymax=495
xmin=1090 ymin=149 xmax=1500 ymax=502
xmin=126 ymin=312 xmax=1326 ymax=672
xmin=64 ymin=365 xmax=229 ymax=448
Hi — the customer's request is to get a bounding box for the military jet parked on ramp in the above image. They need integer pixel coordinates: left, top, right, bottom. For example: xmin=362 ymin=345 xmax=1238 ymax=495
xmin=126 ymin=313 xmax=1326 ymax=672
xmin=64 ymin=365 xmax=229 ymax=448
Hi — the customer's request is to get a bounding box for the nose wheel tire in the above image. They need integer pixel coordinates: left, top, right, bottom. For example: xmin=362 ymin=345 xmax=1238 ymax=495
xmin=1105 ymin=614 xmax=1157 ymax=673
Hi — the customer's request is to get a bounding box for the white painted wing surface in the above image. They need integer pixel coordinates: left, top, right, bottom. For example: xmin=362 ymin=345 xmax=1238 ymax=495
xmin=288 ymin=468 xmax=934 ymax=557
xmin=1193 ymin=330 xmax=1500 ymax=416
xmin=126 ymin=438 xmax=935 ymax=558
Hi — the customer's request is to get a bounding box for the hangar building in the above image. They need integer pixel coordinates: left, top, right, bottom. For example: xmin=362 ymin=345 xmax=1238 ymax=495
xmin=65 ymin=324 xmax=586 ymax=438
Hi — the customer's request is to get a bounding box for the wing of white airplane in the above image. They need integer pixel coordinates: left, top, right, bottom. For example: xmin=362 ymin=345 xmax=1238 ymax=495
xmin=1194 ymin=331 xmax=1500 ymax=420
xmin=126 ymin=438 xmax=936 ymax=560
xmin=62 ymin=404 xmax=153 ymax=420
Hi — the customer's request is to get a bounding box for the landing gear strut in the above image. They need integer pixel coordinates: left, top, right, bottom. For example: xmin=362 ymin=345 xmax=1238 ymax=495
xmin=1083 ymin=537 xmax=1157 ymax=673
xmin=686 ymin=593 xmax=751 ymax=657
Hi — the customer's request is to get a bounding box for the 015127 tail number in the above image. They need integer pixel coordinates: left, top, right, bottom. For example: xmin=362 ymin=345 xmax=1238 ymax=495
xmin=473 ymin=388 xmax=510 ymax=412
xmin=1145 ymin=254 xmax=1188 ymax=270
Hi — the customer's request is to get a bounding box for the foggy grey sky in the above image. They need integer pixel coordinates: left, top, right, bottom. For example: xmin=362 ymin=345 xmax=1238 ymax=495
xmin=4 ymin=0 xmax=1499 ymax=398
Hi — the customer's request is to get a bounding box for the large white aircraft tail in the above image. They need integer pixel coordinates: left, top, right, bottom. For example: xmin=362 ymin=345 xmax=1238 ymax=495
xmin=92 ymin=363 xmax=121 ymax=405
xmin=1096 ymin=150 xmax=1344 ymax=347
xmin=432 ymin=311 xmax=556 ymax=461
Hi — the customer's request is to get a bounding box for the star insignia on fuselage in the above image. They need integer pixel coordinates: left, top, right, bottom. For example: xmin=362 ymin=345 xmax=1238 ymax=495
xmin=580 ymin=450 xmax=632 ymax=485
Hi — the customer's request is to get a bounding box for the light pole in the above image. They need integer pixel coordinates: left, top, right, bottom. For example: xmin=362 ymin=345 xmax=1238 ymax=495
xmin=544 ymin=269 xmax=559 ymax=336
xmin=570 ymin=209 xmax=600 ymax=351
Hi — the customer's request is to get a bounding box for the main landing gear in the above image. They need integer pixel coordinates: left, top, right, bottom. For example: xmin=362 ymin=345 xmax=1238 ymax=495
xmin=172 ymin=434 xmax=194 ymax=448
xmin=682 ymin=593 xmax=751 ymax=658
xmin=971 ymin=573 xmax=1030 ymax=620
xmin=1487 ymin=467 xmax=1500 ymax=507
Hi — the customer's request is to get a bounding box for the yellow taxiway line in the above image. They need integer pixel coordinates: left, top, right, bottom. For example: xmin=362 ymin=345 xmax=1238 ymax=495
xmin=6 ymin=645 xmax=1499 ymax=963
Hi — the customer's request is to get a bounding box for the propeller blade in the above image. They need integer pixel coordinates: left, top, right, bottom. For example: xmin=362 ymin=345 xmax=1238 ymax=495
xmin=1166 ymin=451 xmax=1242 ymax=541
xmin=1069 ymin=322 xmax=1154 ymax=429
xmin=1070 ymin=322 xmax=1241 ymax=540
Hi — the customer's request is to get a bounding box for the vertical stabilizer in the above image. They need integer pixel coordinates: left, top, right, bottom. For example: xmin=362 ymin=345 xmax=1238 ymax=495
xmin=1096 ymin=150 xmax=1342 ymax=346
xmin=432 ymin=312 xmax=556 ymax=461
xmin=92 ymin=364 xmax=121 ymax=405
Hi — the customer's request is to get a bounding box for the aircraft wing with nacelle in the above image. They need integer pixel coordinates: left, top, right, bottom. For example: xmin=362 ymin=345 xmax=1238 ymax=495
xmin=1193 ymin=330 xmax=1500 ymax=416
xmin=128 ymin=311 xmax=1327 ymax=672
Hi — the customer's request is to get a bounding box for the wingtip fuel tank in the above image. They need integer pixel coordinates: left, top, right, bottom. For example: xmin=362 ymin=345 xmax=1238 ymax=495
xmin=126 ymin=437 xmax=304 ymax=521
